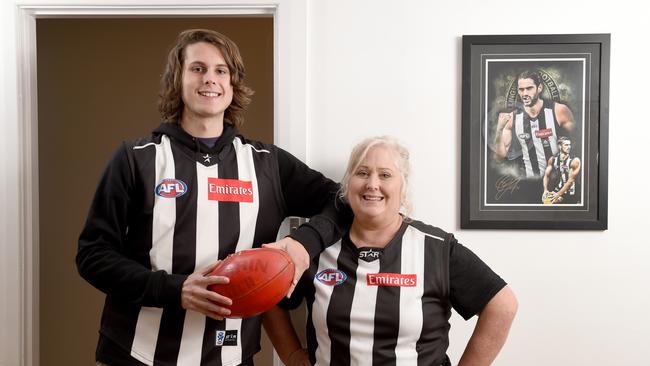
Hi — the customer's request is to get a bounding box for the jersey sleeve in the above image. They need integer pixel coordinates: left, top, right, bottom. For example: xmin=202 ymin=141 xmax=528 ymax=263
xmin=276 ymin=147 xmax=353 ymax=259
xmin=449 ymin=237 xmax=506 ymax=320
xmin=76 ymin=142 xmax=186 ymax=308
xmin=277 ymin=279 xmax=307 ymax=311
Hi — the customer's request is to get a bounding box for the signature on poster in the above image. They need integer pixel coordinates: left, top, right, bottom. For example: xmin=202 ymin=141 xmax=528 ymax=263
xmin=494 ymin=175 xmax=521 ymax=200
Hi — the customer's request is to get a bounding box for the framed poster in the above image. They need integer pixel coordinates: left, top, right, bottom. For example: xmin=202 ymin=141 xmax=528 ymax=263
xmin=461 ymin=34 xmax=609 ymax=229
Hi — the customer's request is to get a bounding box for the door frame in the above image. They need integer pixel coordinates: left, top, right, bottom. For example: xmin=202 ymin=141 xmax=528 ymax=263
xmin=6 ymin=2 xmax=308 ymax=365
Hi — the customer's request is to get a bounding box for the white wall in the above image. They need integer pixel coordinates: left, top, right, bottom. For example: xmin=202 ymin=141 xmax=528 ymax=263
xmin=1 ymin=1 xmax=25 ymax=365
xmin=2 ymin=0 xmax=649 ymax=365
xmin=307 ymin=0 xmax=650 ymax=365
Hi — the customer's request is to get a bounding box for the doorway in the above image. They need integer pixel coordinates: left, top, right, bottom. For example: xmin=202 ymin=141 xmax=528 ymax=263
xmin=36 ymin=17 xmax=274 ymax=365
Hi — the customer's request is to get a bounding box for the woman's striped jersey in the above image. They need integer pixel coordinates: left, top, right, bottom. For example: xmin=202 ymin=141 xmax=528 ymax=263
xmin=282 ymin=220 xmax=506 ymax=366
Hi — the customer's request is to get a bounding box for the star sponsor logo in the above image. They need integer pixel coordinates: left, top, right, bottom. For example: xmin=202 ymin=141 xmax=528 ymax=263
xmin=208 ymin=178 xmax=253 ymax=202
xmin=155 ymin=178 xmax=187 ymax=198
xmin=215 ymin=330 xmax=238 ymax=346
xmin=358 ymin=247 xmax=382 ymax=262
xmin=367 ymin=273 xmax=417 ymax=287
xmin=315 ymin=269 xmax=347 ymax=286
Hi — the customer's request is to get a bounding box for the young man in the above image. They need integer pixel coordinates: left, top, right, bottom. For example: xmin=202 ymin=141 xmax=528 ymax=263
xmin=542 ymin=136 xmax=581 ymax=204
xmin=494 ymin=70 xmax=576 ymax=178
xmin=77 ymin=29 xmax=348 ymax=366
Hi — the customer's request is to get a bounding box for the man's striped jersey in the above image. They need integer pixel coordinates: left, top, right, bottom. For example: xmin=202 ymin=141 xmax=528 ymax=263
xmin=77 ymin=123 xmax=342 ymax=366
xmin=282 ymin=220 xmax=506 ymax=366
xmin=552 ymin=154 xmax=577 ymax=196
xmin=511 ymin=100 xmax=562 ymax=177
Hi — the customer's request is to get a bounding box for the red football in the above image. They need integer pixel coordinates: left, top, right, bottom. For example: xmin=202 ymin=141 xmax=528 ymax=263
xmin=208 ymin=247 xmax=295 ymax=318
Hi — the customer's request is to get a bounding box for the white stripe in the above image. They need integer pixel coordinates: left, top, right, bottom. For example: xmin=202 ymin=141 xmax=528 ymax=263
xmin=177 ymin=311 xmax=206 ymax=366
xmin=217 ymin=138 xmax=263 ymax=365
xmin=527 ymin=118 xmax=546 ymax=175
xmin=395 ymin=226 xmax=425 ymax=365
xmin=249 ymin=145 xmax=270 ymax=154
xmin=130 ymin=308 xmax=163 ymax=365
xmin=313 ymin=241 xmax=342 ymax=366
xmin=149 ymin=136 xmax=176 ymax=272
xmin=194 ymin=162 xmax=220 ymax=270
xmin=423 ymin=233 xmax=445 ymax=242
xmin=348 ymin=255 xmax=380 ymax=366
xmin=545 ymin=107 xmax=559 ymax=157
xmin=176 ymin=162 xmax=220 ymax=365
xmin=514 ymin=113 xmax=534 ymax=177
xmin=131 ymin=135 xmax=175 ymax=364
xmin=232 ymin=137 xmax=259 ymax=252
xmin=220 ymin=319 xmax=243 ymax=366
xmin=133 ymin=142 xmax=157 ymax=150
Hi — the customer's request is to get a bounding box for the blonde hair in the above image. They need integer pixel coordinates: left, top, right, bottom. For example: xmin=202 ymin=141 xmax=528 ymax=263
xmin=339 ymin=136 xmax=412 ymax=216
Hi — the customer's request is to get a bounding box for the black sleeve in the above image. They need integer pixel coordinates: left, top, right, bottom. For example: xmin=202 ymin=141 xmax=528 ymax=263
xmin=75 ymin=143 xmax=186 ymax=308
xmin=449 ymin=238 xmax=507 ymax=320
xmin=277 ymin=277 xmax=307 ymax=311
xmin=276 ymin=148 xmax=353 ymax=259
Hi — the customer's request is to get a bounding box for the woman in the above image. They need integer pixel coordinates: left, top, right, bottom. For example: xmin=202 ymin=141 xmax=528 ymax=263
xmin=265 ymin=136 xmax=518 ymax=366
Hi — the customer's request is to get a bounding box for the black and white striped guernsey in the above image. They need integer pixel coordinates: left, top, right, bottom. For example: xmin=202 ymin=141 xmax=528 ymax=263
xmin=282 ymin=220 xmax=506 ymax=366
xmin=77 ymin=122 xmax=342 ymax=366
xmin=512 ymin=100 xmax=561 ymax=177
xmin=552 ymin=154 xmax=577 ymax=196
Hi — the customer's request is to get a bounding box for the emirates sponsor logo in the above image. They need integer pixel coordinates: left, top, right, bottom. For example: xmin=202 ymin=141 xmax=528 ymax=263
xmin=367 ymin=273 xmax=417 ymax=287
xmin=208 ymin=178 xmax=253 ymax=202
xmin=535 ymin=128 xmax=553 ymax=139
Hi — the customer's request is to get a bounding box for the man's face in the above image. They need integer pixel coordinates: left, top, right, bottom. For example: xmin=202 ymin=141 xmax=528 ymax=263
xmin=518 ymin=78 xmax=543 ymax=107
xmin=559 ymin=140 xmax=572 ymax=154
xmin=181 ymin=42 xmax=234 ymax=122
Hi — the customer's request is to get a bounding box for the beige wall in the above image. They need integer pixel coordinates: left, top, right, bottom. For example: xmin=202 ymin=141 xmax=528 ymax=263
xmin=36 ymin=17 xmax=274 ymax=365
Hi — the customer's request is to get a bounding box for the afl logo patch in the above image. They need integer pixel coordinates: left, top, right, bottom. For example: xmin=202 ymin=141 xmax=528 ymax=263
xmin=155 ymin=178 xmax=187 ymax=198
xmin=316 ymin=269 xmax=347 ymax=286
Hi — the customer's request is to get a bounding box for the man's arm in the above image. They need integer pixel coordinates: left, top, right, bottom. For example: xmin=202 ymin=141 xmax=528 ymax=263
xmin=458 ymin=286 xmax=518 ymax=366
xmin=552 ymin=157 xmax=581 ymax=203
xmin=76 ymin=144 xmax=186 ymax=307
xmin=275 ymin=147 xmax=352 ymax=254
xmin=542 ymin=157 xmax=555 ymax=202
xmin=555 ymin=103 xmax=576 ymax=134
xmin=265 ymin=148 xmax=353 ymax=295
xmin=76 ymin=143 xmax=232 ymax=320
xmin=494 ymin=112 xmax=514 ymax=160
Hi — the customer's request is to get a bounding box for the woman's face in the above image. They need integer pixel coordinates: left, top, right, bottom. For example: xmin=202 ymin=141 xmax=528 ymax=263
xmin=347 ymin=145 xmax=403 ymax=225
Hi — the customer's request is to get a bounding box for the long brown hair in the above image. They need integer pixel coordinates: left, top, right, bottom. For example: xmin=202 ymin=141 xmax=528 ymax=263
xmin=158 ymin=29 xmax=254 ymax=127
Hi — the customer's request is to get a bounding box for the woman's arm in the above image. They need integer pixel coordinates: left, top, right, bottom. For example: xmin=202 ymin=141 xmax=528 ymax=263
xmin=262 ymin=306 xmax=310 ymax=366
xmin=458 ymin=286 xmax=518 ymax=366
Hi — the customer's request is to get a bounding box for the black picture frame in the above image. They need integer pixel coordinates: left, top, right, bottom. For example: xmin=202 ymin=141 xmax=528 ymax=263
xmin=461 ymin=34 xmax=609 ymax=229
